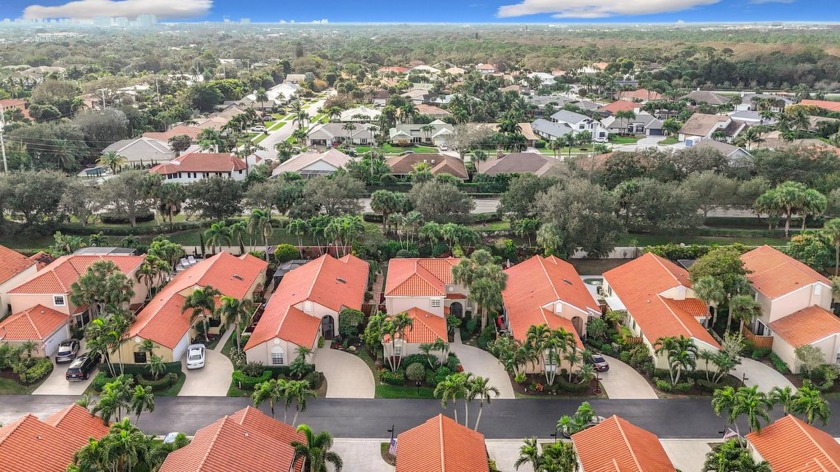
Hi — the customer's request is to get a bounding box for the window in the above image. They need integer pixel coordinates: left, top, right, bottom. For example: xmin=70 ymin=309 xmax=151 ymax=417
xmin=271 ymin=351 xmax=285 ymax=365
xmin=394 ymin=344 xmax=403 ymax=356
xmin=134 ymin=351 xmax=147 ymax=363
xmin=53 ymin=295 xmax=66 ymax=306
xmin=431 ymin=299 xmax=441 ymax=308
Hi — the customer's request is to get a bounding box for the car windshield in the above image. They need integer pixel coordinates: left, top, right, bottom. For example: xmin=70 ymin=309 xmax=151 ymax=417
xmin=593 ymin=356 xmax=605 ymax=363
xmin=189 ymin=351 xmax=202 ymax=360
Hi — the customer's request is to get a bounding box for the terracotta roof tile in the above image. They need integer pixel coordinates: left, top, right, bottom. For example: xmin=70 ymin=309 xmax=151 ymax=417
xmin=769 ymin=305 xmax=840 ymax=347
xmin=741 ymin=245 xmax=831 ymax=300
xmin=385 ymin=258 xmax=459 ymax=297
xmin=129 ymin=252 xmax=267 ymax=349
xmin=800 ymin=99 xmax=840 ymax=113
xmin=143 ymin=125 xmax=204 ymax=141
xmin=0 ymin=245 xmax=36 ymax=286
xmin=747 ymin=415 xmax=840 ymax=471
xmin=386 ymin=307 xmax=447 ymax=344
xmin=572 ymin=415 xmax=675 ymax=472
xmin=160 ymin=409 xmax=298 ymax=472
xmin=396 ymin=414 xmax=488 ymax=472
xmin=9 ymin=255 xmax=145 ymax=294
xmin=246 ymin=255 xmax=368 ymax=350
xmin=43 ymin=404 xmax=110 ymax=440
xmin=386 ymin=154 xmax=468 ymax=179
xmin=0 ymin=304 xmax=68 ymax=341
xmin=603 ymin=254 xmax=719 ymax=349
xmin=149 ymin=151 xmax=246 ymax=175
xmin=600 ymin=100 xmax=638 ymax=114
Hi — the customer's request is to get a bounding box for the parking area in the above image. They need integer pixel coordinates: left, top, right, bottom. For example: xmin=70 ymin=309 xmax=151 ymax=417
xmin=32 ymin=358 xmax=93 ymax=396
xmin=178 ymin=343 xmax=234 ymax=397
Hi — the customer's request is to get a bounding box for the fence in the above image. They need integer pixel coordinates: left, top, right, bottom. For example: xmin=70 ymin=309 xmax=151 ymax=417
xmin=742 ymin=325 xmax=774 ymax=350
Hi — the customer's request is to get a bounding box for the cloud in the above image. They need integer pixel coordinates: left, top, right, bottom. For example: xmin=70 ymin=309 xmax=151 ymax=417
xmin=23 ymin=0 xmax=212 ymax=20
xmin=497 ymin=0 xmax=723 ymax=18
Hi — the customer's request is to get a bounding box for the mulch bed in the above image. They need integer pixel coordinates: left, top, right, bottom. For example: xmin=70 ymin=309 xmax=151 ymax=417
xmin=510 ymin=373 xmax=606 ymax=398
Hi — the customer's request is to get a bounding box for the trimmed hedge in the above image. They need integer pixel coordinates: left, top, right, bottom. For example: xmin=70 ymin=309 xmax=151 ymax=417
xmin=136 ymin=372 xmax=179 ymax=390
xmin=116 ymin=362 xmax=182 ymax=377
xmin=555 ymin=377 xmax=589 ymax=393
xmin=381 ymin=370 xmax=405 ymax=386
xmin=100 ymin=211 xmax=156 ymax=225
xmin=769 ymin=353 xmax=791 ymax=374
xmin=19 ymin=358 xmax=53 ymax=385
xmin=232 ymin=370 xmax=273 ymax=389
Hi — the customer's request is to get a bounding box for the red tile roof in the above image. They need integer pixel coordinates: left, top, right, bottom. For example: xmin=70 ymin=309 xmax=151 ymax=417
xmin=0 ymin=305 xmax=68 ymax=341
xmin=741 ymin=245 xmax=831 ymax=300
xmin=600 ymin=100 xmax=638 ymax=115
xmin=572 ymin=415 xmax=675 ymax=472
xmin=800 ymin=99 xmax=840 ymax=113
xmin=386 ymin=154 xmax=468 ymax=179
xmin=502 ymin=256 xmax=598 ymax=345
xmin=747 ymin=415 xmax=840 ymax=471
xmin=603 ymin=253 xmax=719 ymax=349
xmin=143 ymin=125 xmax=204 ymax=141
xmin=0 ymin=245 xmax=36 ymax=286
xmin=245 ymin=255 xmax=368 ymax=350
xmin=129 ymin=252 xmax=267 ymax=349
xmin=9 ymin=255 xmax=145 ymax=294
xmin=396 ymin=414 xmax=488 ymax=472
xmin=378 ymin=66 xmax=409 ymax=74
xmin=0 ymin=406 xmax=109 ymax=472
xmin=160 ymin=407 xmax=302 ymax=472
xmin=769 ymin=305 xmax=840 ymax=348
xmin=386 ymin=307 xmax=447 ymax=344
xmin=149 ymin=151 xmax=246 ymax=175
xmin=385 ymin=258 xmax=459 ymax=297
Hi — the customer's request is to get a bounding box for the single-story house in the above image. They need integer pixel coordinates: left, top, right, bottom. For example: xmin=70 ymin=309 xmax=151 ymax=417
xmin=601 ymin=111 xmax=664 ymax=136
xmin=245 ymin=255 xmax=369 ymax=366
xmin=389 ymin=121 xmax=453 ymax=147
xmin=683 ymin=90 xmax=730 ymax=106
xmin=445 ymin=66 xmax=465 ymax=76
xmin=384 ymin=258 xmax=467 ymax=318
xmin=477 ymin=152 xmax=557 ymax=177
xmin=241 ymin=83 xmax=299 ymax=110
xmin=0 ymin=98 xmax=30 ymax=119
xmin=378 ymin=66 xmax=410 ymax=75
xmin=339 ymin=106 xmax=381 ymax=122
xmin=572 ymin=415 xmax=676 ymax=471
xmin=123 ymin=252 xmax=267 ymax=364
xmin=736 ymin=93 xmax=793 ymax=112
xmin=476 ymin=63 xmax=497 ymax=74
xmin=598 ymin=100 xmax=639 ymax=116
xmin=149 ymin=151 xmax=256 ymax=184
xmin=101 ymin=137 xmax=175 ymax=166
xmin=531 ymin=118 xmax=574 ymax=141
xmin=0 ymin=305 xmax=71 ymax=357
xmin=416 ymin=104 xmax=451 ymax=119
xmin=0 ymin=245 xmax=39 ymax=319
xmin=678 ymin=113 xmax=745 ymax=142
xmin=306 ymin=123 xmax=375 ymax=147
xmin=382 ymin=307 xmax=448 ymax=360
xmin=143 ymin=125 xmax=205 ymax=143
xmin=395 ymin=414 xmax=489 ymax=472
xmin=386 ymin=153 xmax=468 ymax=180
xmin=692 ymin=139 xmax=753 ymax=163
xmin=746 ymin=415 xmax=840 ymax=470
xmin=602 ymin=253 xmax=720 ymax=369
xmin=271 ymin=149 xmax=354 ymax=178
xmin=284 ymin=74 xmax=307 ymax=84
xmin=800 ymin=99 xmax=840 ymax=113
xmin=618 ymin=88 xmax=663 ymax=102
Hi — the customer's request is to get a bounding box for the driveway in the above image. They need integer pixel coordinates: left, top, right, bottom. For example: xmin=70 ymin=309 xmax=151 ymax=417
xmin=314 ymin=346 xmax=375 ymax=399
xmin=255 ymin=92 xmax=333 ymax=161
xmin=732 ymin=357 xmax=795 ymax=392
xmin=178 ymin=347 xmax=234 ymax=397
xmin=32 ymin=359 xmax=93 ymax=396
xmin=450 ymin=342 xmax=515 ymax=399
xmin=598 ymin=355 xmax=658 ymax=399
xmin=332 ymin=439 xmax=394 ymax=472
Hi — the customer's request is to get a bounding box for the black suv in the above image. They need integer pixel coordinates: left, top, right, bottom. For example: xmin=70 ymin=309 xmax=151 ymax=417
xmin=65 ymin=353 xmax=100 ymax=381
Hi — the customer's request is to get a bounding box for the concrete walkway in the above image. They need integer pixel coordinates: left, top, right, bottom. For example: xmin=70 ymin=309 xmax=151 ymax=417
xmin=487 ymin=439 xmax=534 ymax=472
xmin=450 ymin=333 xmax=515 ymax=399
xmin=178 ymin=330 xmax=235 ymax=397
xmin=331 ymin=439 xmax=394 ymax=472
xmin=598 ymin=355 xmax=658 ymax=399
xmin=314 ymin=345 xmax=375 ymax=399
xmin=732 ymin=357 xmax=796 ymax=392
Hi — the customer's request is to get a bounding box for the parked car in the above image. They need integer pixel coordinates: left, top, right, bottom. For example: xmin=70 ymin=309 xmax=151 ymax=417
xmin=249 ymin=125 xmax=266 ymax=133
xmin=65 ymin=353 xmax=100 ymax=381
xmin=186 ymin=344 xmax=206 ymax=370
xmin=55 ymin=339 xmax=80 ymax=363
xmin=589 ymin=354 xmax=609 ymax=372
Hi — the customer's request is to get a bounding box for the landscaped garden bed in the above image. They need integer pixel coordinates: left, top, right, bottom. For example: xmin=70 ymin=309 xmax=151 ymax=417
xmin=0 ymin=344 xmax=54 ymax=394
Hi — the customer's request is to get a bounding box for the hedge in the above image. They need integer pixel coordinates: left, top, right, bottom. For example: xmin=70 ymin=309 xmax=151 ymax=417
xmin=100 ymin=211 xmax=156 ymax=225
xmin=381 ymin=370 xmax=405 ymax=386
xmin=232 ymin=370 xmax=273 ymax=389
xmin=555 ymin=377 xmax=589 ymax=393
xmin=402 ymin=354 xmax=439 ymax=369
xmin=136 ymin=372 xmax=179 ymax=390
xmin=116 ymin=362 xmax=182 ymax=377
xmin=59 ymin=221 xmax=207 ymax=237
xmin=19 ymin=358 xmax=53 ymax=385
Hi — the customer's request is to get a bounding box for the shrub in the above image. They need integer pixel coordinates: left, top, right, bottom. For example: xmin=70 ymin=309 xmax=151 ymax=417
xmin=751 ymin=348 xmax=772 ymax=359
xmin=405 ymin=363 xmax=426 ymax=383
xmin=655 ymin=379 xmax=673 ymax=392
xmin=318 ymin=336 xmax=325 ymax=348
xmin=769 ymin=353 xmax=790 ymax=374
xmin=465 ymin=318 xmax=479 ymax=335
xmin=91 ymin=371 xmax=113 ymax=392
xmin=304 ymin=371 xmax=323 ymax=389
xmin=555 ymin=376 xmax=590 ymax=393
xmin=115 ymin=361 xmax=182 ymax=377
xmin=232 ymin=370 xmax=272 ymax=390
xmin=338 ymin=308 xmax=365 ymax=337
xmin=273 ymin=244 xmax=300 ymax=262
xmin=403 ymin=354 xmax=435 ymax=368
xmin=241 ymin=361 xmax=265 ymax=377
xmin=136 ymin=372 xmax=177 ymax=390
xmin=446 ymin=354 xmax=460 ymax=372
xmin=18 ymin=358 xmax=53 ymax=385
xmin=477 ymin=325 xmax=497 ymax=350
xmin=674 ymin=379 xmax=695 ymax=393
xmin=433 ymin=366 xmax=452 ymax=385
xmin=381 ymin=369 xmax=405 ymax=386
xmin=619 ymin=351 xmax=631 ymax=363
xmin=100 ymin=211 xmax=155 ymax=225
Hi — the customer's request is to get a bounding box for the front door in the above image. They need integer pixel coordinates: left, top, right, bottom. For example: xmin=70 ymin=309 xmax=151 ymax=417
xmin=450 ymin=302 xmax=463 ymax=318
xmin=321 ymin=315 xmax=335 ymax=340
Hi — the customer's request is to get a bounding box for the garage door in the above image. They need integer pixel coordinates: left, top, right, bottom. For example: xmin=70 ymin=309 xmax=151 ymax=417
xmin=172 ymin=333 xmax=190 ymax=361
xmin=43 ymin=325 xmax=70 ymax=356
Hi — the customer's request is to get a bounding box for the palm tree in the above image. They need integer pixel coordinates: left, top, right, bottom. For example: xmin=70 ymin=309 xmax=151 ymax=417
xmin=285 ymin=380 xmax=316 ymax=426
xmin=198 ymin=129 xmax=226 ymax=152
xmin=255 ymin=88 xmax=269 ymax=110
xmin=252 ymin=379 xmax=287 ymax=420
xmin=823 ymin=218 xmax=840 ymax=276
xmin=204 ymin=221 xmax=231 ymax=255
xmin=693 ymin=276 xmax=726 ymax=327
xmin=217 ymin=296 xmax=252 ymax=352
xmin=514 ymin=437 xmax=543 ymax=471
xmin=181 ymin=286 xmax=222 ymax=342
xmin=733 ymin=386 xmax=772 ymax=432
xmin=703 ymin=439 xmax=771 ymax=472
xmin=755 ymin=181 xmax=807 ymax=238
xmin=286 ymin=218 xmax=310 ymax=248
xmin=385 ymin=312 xmax=414 ymax=371
xmin=291 ymin=100 xmax=309 ymax=130
xmin=452 ymin=249 xmax=508 ymax=331
xmin=728 ymin=294 xmax=761 ymax=334
xmin=468 ymin=376 xmax=500 ymax=431
xmin=98 ymin=151 xmax=128 ymax=174
xmin=341 ymin=122 xmax=357 ymax=144
xmin=434 ymin=373 xmax=467 ymax=425
xmin=769 ymin=385 xmax=796 ymax=414
xmin=248 ymin=209 xmax=273 ymax=262
xmin=792 ymin=381 xmax=830 ymax=425
xmin=654 ymin=336 xmax=698 ymax=386
xmin=129 ymin=385 xmax=155 ymax=424
xmin=228 ymin=221 xmax=249 ymax=255
xmin=292 ymin=424 xmax=343 ymax=472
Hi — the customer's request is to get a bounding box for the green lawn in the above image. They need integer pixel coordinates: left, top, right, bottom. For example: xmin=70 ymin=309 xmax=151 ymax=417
xmin=375 ymin=384 xmax=437 ymax=399
xmin=156 ymin=372 xmax=187 ymax=397
xmin=618 ymin=233 xmax=788 ymax=247
xmin=659 ymin=137 xmax=679 ymax=145
xmin=356 ymin=144 xmax=439 ymax=155
xmin=609 ymin=135 xmax=642 ymax=144
xmin=538 ymin=147 xmax=593 ymax=157
xmin=252 ymin=133 xmax=269 ymax=144
xmin=0 ymin=377 xmax=44 ymax=395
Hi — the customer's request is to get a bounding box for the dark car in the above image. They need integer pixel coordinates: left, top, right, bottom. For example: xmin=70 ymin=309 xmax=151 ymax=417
xmin=55 ymin=339 xmax=80 ymax=363
xmin=590 ymin=354 xmax=610 ymax=372
xmin=65 ymin=353 xmax=100 ymax=381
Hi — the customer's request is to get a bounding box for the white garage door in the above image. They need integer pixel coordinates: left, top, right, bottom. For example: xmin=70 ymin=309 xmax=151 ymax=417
xmin=43 ymin=325 xmax=70 ymax=357
xmin=172 ymin=333 xmax=190 ymax=361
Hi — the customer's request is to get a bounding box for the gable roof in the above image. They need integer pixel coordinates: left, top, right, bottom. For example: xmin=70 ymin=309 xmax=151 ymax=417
xmin=0 ymin=407 xmax=109 ymax=472
xmin=0 ymin=244 xmax=36 ymax=286
xmin=143 ymin=125 xmax=204 ymax=142
xmin=550 ymin=110 xmax=590 ymax=125
xmin=246 ymin=255 xmax=368 ymax=349
xmin=43 ymin=404 xmax=111 ymax=440
xmin=389 ymin=307 xmax=447 ymax=344
xmin=502 ymin=256 xmax=599 ymax=345
xmin=102 ymin=137 xmax=174 ymax=163
xmin=531 ymin=118 xmax=574 ymax=139
xmin=160 ymin=407 xmax=302 ymax=472
xmin=149 ymin=151 xmax=246 ymax=175
xmin=396 ymin=414 xmax=488 ymax=472
xmin=769 ymin=305 xmax=840 ymax=348
xmin=477 ymin=152 xmax=556 ymax=176
xmin=572 ymin=415 xmax=675 ymax=472
xmin=741 ymin=245 xmax=831 ymax=299
xmin=800 ymin=99 xmax=840 ymax=113
xmin=678 ymin=113 xmax=730 ymax=137
xmin=10 ymin=254 xmax=145 ymax=295
xmin=385 ymin=258 xmax=459 ymax=297
xmin=271 ymin=149 xmax=353 ymax=176
xmin=600 ymin=100 xmax=638 ymax=115
xmin=747 ymin=415 xmax=840 ymax=472
xmin=416 ymin=104 xmax=450 ymax=117
xmin=603 ymin=253 xmax=719 ymax=349
xmin=684 ymin=90 xmax=730 ymax=106
xmin=386 ymin=153 xmax=468 ymax=179
xmin=693 ymin=139 xmax=751 ymax=158
xmin=0 ymin=305 xmax=68 ymax=341
xmin=129 ymin=252 xmax=267 ymax=349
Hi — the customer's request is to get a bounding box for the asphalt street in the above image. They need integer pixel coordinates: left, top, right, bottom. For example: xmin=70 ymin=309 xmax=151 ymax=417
xmin=4 ymin=396 xmax=835 ymax=439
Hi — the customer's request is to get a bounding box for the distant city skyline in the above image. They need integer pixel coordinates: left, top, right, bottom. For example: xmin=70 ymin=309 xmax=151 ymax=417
xmin=4 ymin=0 xmax=838 ymax=24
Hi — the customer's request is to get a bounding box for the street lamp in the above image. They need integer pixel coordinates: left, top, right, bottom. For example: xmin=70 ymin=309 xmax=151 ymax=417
xmin=387 ymin=424 xmax=395 ymax=442
xmin=415 ymin=380 xmax=422 ymax=394
xmin=550 ymin=428 xmax=558 ymax=443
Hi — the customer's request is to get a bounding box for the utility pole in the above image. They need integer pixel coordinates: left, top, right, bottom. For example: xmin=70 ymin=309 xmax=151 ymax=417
xmin=0 ymin=105 xmax=7 ymax=173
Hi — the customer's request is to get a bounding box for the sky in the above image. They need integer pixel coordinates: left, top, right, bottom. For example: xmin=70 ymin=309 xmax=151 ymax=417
xmin=4 ymin=0 xmax=839 ymax=23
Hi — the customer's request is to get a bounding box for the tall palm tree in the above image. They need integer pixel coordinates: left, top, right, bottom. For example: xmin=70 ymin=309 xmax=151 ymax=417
xmin=452 ymin=249 xmax=508 ymax=331
xmin=434 ymin=373 xmax=467 ymax=425
xmin=728 ymin=294 xmax=762 ymax=334
xmin=292 ymin=424 xmax=343 ymax=472
xmin=198 ymin=129 xmax=226 ymax=152
xmin=722 ymin=385 xmax=772 ymax=433
xmin=285 ymin=379 xmax=316 ymax=426
xmin=252 ymin=378 xmax=287 ymax=420
xmin=228 ymin=221 xmax=249 ymax=256
xmin=98 ymin=151 xmax=128 ymax=175
xmin=693 ymin=276 xmax=726 ymax=327
xmin=204 ymin=221 xmax=231 ymax=255
xmin=654 ymin=336 xmax=698 ymax=386
xmin=469 ymin=376 xmax=500 ymax=431
xmin=385 ymin=312 xmax=414 ymax=371
xmin=769 ymin=385 xmax=797 ymax=414
xmin=255 ymin=88 xmax=269 ymax=111
xmin=217 ymin=296 xmax=252 ymax=352
xmin=181 ymin=286 xmax=222 ymax=342
xmin=286 ymin=218 xmax=310 ymax=248
xmin=792 ymin=381 xmax=830 ymax=425
xmin=514 ymin=437 xmax=543 ymax=471
xmin=800 ymin=188 xmax=827 ymax=231
xmin=291 ymin=100 xmax=309 ymax=130
xmin=248 ymin=209 xmax=273 ymax=262
xmin=129 ymin=385 xmax=155 ymax=424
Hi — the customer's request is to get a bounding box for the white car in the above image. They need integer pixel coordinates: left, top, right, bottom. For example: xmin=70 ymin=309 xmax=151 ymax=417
xmin=249 ymin=125 xmax=266 ymax=133
xmin=186 ymin=344 xmax=206 ymax=369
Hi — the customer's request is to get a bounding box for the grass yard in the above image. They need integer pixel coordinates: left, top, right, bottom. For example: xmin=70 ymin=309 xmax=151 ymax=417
xmin=0 ymin=377 xmax=44 ymax=395
xmin=156 ymin=372 xmax=187 ymax=397
xmin=609 ymin=135 xmax=642 ymax=144
xmin=617 ymin=232 xmax=788 ymax=247
xmin=252 ymin=133 xmax=269 ymax=144
xmin=659 ymin=136 xmax=679 ymax=145
xmin=375 ymin=384 xmax=437 ymax=399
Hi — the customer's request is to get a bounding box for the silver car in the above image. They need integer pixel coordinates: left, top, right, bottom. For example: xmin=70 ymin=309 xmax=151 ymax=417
xmin=56 ymin=339 xmax=80 ymax=363
xmin=186 ymin=344 xmax=206 ymax=370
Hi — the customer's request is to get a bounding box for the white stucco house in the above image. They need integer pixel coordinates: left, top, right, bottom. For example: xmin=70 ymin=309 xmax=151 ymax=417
xmin=149 ymin=151 xmax=259 ymax=184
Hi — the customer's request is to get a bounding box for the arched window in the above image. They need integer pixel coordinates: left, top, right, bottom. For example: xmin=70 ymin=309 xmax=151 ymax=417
xmin=271 ymin=345 xmax=285 ymax=366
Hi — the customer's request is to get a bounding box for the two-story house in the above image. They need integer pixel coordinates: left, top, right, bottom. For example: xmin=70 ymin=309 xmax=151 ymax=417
xmin=602 ymin=253 xmax=720 ymax=368
xmin=244 ymin=254 xmax=369 ymax=366
xmin=741 ymin=245 xmax=838 ymax=372
xmin=677 ymin=113 xmax=746 ymax=143
xmin=384 ymin=258 xmax=468 ymax=318
xmin=550 ymin=110 xmax=609 ymax=142
xmin=502 ymin=256 xmax=602 ymax=373
xmin=0 ymin=245 xmax=39 ymax=319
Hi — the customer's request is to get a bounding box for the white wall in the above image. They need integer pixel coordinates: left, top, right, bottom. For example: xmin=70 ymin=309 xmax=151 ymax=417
xmin=386 ymin=296 xmax=445 ymax=317
xmin=246 ymin=337 xmax=303 ymax=366
xmin=159 ymin=169 xmax=247 ymax=185
xmin=766 ymin=283 xmax=832 ymax=322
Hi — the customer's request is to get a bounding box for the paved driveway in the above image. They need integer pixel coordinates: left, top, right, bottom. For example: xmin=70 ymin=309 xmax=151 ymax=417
xmin=450 ymin=343 xmax=515 ymax=399
xmin=732 ymin=357 xmax=795 ymax=392
xmin=32 ymin=359 xmax=93 ymax=396
xmin=598 ymin=355 xmax=658 ymax=399
xmin=332 ymin=439 xmax=394 ymax=472
xmin=314 ymin=347 xmax=375 ymax=399
xmin=178 ymin=348 xmax=234 ymax=397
